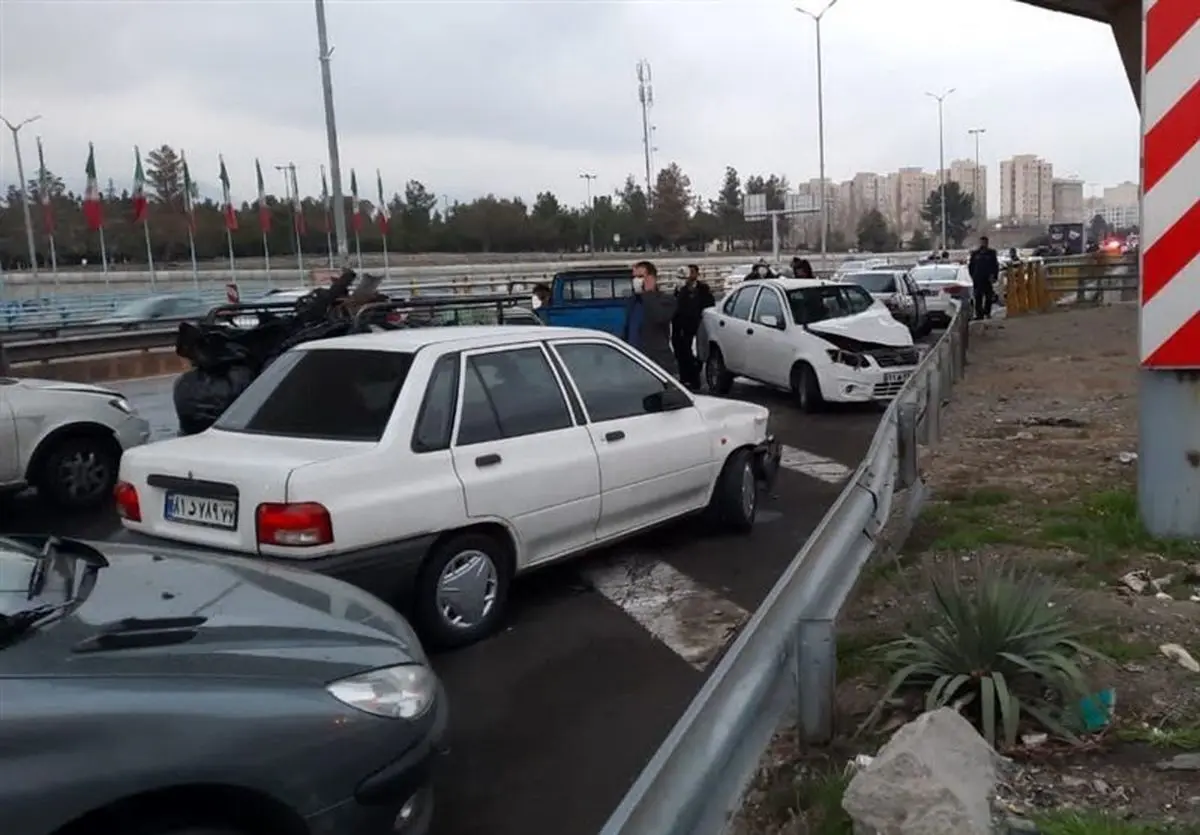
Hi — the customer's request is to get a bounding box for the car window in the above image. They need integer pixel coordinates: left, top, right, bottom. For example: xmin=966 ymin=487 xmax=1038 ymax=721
xmin=554 ymin=342 xmax=670 ymax=423
xmin=722 ymin=290 xmax=740 ymax=315
xmin=564 ymin=279 xmax=593 ymax=301
xmin=729 ymin=287 xmax=760 ymax=320
xmin=455 ymin=347 xmax=573 ymax=446
xmin=753 ymin=289 xmax=785 ymax=325
xmin=841 ymin=286 xmax=875 ymax=313
xmin=844 ymin=273 xmax=896 ymax=294
xmin=786 ymin=285 xmax=874 ymax=324
xmin=412 ymin=353 xmax=460 ymax=452
xmin=215 ymin=349 xmax=412 ymax=442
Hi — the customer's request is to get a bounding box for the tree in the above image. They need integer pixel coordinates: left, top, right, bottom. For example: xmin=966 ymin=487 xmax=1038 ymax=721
xmin=145 ymin=145 xmax=184 ymax=205
xmin=857 ymin=209 xmax=897 ymax=252
xmin=920 ymin=182 xmax=974 ymax=247
xmin=651 ymin=163 xmax=693 ymax=248
xmin=908 ymin=228 xmax=932 ymax=251
xmin=618 ymin=176 xmax=649 ymax=248
xmin=713 ymin=166 xmax=743 ymax=248
xmin=27 ymin=169 xmax=66 ymax=199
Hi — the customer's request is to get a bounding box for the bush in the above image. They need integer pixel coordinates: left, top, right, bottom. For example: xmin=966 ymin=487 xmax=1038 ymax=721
xmin=863 ymin=561 xmax=1102 ymax=748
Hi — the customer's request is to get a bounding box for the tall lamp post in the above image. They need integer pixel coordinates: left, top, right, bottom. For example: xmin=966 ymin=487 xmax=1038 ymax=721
xmin=579 ymin=172 xmax=598 ymax=254
xmin=795 ymin=0 xmax=840 ymax=260
xmin=926 ymin=88 xmax=955 ymax=250
xmin=1 ymin=113 xmax=43 ymax=287
xmin=314 ymin=0 xmax=348 ymax=264
xmin=968 ymin=127 xmax=985 ymax=229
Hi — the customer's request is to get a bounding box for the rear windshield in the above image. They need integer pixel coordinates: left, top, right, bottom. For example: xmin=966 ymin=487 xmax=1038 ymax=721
xmin=786 ymin=285 xmax=874 ymax=325
xmin=844 ymin=272 xmax=897 ymax=293
xmin=215 ymin=348 xmax=413 ymax=442
xmin=911 ymin=266 xmax=960 ymax=283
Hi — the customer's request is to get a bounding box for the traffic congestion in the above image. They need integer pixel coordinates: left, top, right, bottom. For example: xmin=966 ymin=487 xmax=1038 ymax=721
xmin=0 ymin=253 xmax=984 ymax=835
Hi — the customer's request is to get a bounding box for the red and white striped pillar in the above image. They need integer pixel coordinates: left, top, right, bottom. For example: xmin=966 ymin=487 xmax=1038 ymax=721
xmin=1138 ymin=0 xmax=1199 ymax=536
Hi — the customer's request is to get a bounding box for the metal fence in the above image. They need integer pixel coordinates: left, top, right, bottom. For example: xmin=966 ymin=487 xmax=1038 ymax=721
xmin=598 ymin=301 xmax=971 ymax=835
xmin=1004 ymin=253 xmax=1138 ymax=315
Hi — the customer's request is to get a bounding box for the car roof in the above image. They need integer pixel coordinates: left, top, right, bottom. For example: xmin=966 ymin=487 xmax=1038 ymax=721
xmin=751 ymin=278 xmax=834 ymax=291
xmin=297 ymin=325 xmax=612 ymax=355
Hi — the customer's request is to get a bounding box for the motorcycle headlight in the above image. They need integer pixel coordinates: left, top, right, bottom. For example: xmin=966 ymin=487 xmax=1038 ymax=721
xmin=326 ymin=664 xmax=438 ymax=720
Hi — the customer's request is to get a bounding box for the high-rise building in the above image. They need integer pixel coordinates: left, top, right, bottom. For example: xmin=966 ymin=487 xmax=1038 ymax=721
xmin=1051 ymin=179 xmax=1085 ymax=223
xmin=894 ymin=167 xmax=937 ymax=233
xmin=999 ymin=154 xmax=1054 ymax=224
xmin=947 ymin=158 xmax=988 ymax=225
xmin=1100 ymin=181 xmax=1139 ymax=229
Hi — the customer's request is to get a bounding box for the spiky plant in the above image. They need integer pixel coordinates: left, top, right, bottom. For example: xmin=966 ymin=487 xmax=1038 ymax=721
xmin=863 ymin=561 xmax=1102 ymax=748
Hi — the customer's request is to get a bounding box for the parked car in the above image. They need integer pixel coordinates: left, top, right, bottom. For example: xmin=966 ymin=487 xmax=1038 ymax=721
xmin=909 ymin=263 xmax=974 ymax=325
xmin=837 ymin=270 xmax=931 ymax=338
xmin=114 ymin=325 xmax=781 ymax=648
xmin=0 ymin=377 xmax=150 ymax=509
xmin=702 ymin=278 xmax=920 ymax=412
xmin=95 ymin=294 xmax=211 ymax=329
xmin=535 ymin=266 xmax=636 ymax=335
xmin=0 ymin=533 xmax=445 ymax=835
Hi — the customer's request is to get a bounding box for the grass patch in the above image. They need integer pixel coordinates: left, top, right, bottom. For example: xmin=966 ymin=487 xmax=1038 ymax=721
xmin=1116 ymin=724 xmax=1200 ymax=750
xmin=1034 ymin=809 xmax=1200 ymax=835
xmin=837 ymin=632 xmax=887 ymax=680
xmin=1086 ymin=633 xmax=1159 ymax=664
xmin=750 ymin=760 xmax=854 ymax=835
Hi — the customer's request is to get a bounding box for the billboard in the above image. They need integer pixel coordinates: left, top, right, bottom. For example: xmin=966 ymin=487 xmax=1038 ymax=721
xmin=786 ymin=192 xmax=819 ymax=214
xmin=1047 ymin=222 xmax=1084 ymax=255
xmin=742 ymin=192 xmax=767 ymax=219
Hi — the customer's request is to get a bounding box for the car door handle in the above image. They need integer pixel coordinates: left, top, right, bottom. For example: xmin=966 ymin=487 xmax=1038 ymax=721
xmin=604 ymin=430 xmax=625 ymax=442
xmin=718 ymin=320 xmax=725 ymax=327
xmin=475 ymin=453 xmax=502 ymax=467
xmin=746 ymin=328 xmax=754 ymax=335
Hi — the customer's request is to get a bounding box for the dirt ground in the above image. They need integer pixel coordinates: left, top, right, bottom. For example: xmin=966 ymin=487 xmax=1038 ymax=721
xmin=735 ymin=305 xmax=1200 ymax=835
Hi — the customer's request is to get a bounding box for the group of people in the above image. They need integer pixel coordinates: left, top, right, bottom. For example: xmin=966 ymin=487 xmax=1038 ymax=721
xmin=742 ymin=257 xmax=816 ymax=281
xmin=621 ymin=261 xmax=715 ymax=390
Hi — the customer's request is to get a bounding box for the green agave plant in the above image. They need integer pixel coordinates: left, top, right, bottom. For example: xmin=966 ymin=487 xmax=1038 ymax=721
xmin=862 ymin=560 xmax=1103 ymax=748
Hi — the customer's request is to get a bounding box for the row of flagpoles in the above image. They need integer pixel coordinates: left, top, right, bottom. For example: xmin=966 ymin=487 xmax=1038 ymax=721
xmin=21 ymin=143 xmax=396 ymax=291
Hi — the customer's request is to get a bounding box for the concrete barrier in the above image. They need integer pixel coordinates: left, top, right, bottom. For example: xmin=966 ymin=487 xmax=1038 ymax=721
xmin=13 ymin=349 xmax=190 ymax=384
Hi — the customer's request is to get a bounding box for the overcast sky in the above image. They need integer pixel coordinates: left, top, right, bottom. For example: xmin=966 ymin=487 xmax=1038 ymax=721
xmin=0 ymin=0 xmax=1139 ymax=216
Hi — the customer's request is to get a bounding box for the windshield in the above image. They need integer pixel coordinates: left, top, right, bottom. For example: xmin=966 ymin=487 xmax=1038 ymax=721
xmin=215 ymin=348 xmax=414 ymax=442
xmin=911 ymin=266 xmax=961 ymax=283
xmin=843 ymin=272 xmax=897 ymax=294
xmin=786 ymin=285 xmax=875 ymax=324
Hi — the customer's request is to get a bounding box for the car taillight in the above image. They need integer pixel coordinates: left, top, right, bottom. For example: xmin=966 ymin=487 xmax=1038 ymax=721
xmin=944 ymin=285 xmax=965 ymax=297
xmin=114 ymin=481 xmax=142 ymax=522
xmin=386 ymin=311 xmax=404 ymax=325
xmin=256 ymin=502 xmax=334 ymax=546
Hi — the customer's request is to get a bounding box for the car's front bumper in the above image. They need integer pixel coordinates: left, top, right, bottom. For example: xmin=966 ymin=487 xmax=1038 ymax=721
xmin=753 ymin=435 xmax=782 ymax=490
xmin=817 ymin=364 xmax=918 ymax=403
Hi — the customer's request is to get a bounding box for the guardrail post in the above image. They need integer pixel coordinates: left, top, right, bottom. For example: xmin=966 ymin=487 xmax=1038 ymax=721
xmin=923 ymin=365 xmax=942 ymax=445
xmin=897 ymin=402 xmax=919 ymax=490
xmin=794 ymin=618 xmax=835 ymax=744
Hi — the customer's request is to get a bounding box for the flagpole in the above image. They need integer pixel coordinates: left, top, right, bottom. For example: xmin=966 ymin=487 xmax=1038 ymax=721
xmin=263 ymin=233 xmax=272 ymax=290
xmin=226 ymin=228 xmax=237 ymax=287
xmin=47 ymin=233 xmax=59 ymax=292
xmin=327 ymin=228 xmax=334 ymax=268
xmin=143 ymin=218 xmax=157 ymax=291
xmin=98 ymin=227 xmax=110 ymax=291
xmin=354 ymin=230 xmax=362 ymax=271
xmin=187 ymin=226 xmax=199 ymax=294
xmin=381 ymin=230 xmax=389 ymax=281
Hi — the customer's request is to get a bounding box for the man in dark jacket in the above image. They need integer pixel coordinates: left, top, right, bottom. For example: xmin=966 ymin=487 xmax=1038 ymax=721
xmin=623 ymin=260 xmax=678 ymax=376
xmin=967 ymin=235 xmax=1000 ymax=319
xmin=671 ymin=264 xmax=715 ymax=390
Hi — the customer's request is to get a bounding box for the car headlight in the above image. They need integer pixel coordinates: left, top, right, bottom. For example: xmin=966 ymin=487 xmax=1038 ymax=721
xmin=326 ymin=664 xmax=438 ymax=720
xmin=108 ymin=397 xmax=134 ymax=415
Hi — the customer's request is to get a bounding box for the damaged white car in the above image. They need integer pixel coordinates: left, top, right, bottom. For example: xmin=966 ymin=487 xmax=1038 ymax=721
xmin=702 ymin=278 xmax=921 ymax=412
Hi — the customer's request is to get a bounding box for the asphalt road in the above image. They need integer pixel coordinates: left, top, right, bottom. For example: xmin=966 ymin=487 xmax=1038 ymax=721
xmin=2 ymin=372 xmax=889 ymax=835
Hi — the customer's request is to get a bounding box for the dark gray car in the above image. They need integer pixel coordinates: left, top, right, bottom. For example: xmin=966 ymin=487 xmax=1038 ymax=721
xmin=0 ymin=534 xmax=446 ymax=835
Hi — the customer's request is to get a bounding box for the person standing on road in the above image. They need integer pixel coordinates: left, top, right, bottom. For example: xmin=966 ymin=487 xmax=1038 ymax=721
xmin=671 ymin=264 xmax=715 ymax=390
xmin=791 ymin=257 xmax=815 ymax=279
xmin=968 ymin=235 xmax=1000 ymax=319
xmin=623 ymin=261 xmax=678 ymax=376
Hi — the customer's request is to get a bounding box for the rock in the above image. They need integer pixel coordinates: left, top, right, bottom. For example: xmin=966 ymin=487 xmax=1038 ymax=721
xmin=1119 ymin=570 xmax=1150 ymax=595
xmin=1186 ymin=563 xmax=1200 ymax=583
xmin=1157 ymin=753 xmax=1200 ymax=771
xmin=1159 ymin=643 xmax=1200 ymax=672
xmin=842 ymin=707 xmax=998 ymax=835
xmin=1023 ymin=416 xmax=1088 ymax=428
xmin=1002 ymin=817 xmax=1040 ymax=834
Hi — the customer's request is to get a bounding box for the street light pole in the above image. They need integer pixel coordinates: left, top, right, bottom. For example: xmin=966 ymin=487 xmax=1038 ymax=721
xmin=968 ymin=127 xmax=985 ymax=229
xmin=0 ymin=114 xmax=43 ymax=286
xmin=796 ymin=0 xmax=840 ymax=261
xmin=926 ymin=88 xmax=955 ymax=250
xmin=579 ymin=172 xmax=597 ymax=254
xmin=314 ymin=0 xmax=348 ymax=265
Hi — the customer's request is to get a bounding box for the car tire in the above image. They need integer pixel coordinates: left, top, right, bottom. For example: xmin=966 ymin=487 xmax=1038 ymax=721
xmin=913 ymin=319 xmax=933 ymax=339
xmin=35 ymin=434 xmax=119 ymax=511
xmin=705 ymin=347 xmax=735 ymax=396
xmin=791 ymin=363 xmax=824 ymax=414
xmin=705 ymin=448 xmax=758 ymax=533
xmin=413 ymin=531 xmax=512 ymax=650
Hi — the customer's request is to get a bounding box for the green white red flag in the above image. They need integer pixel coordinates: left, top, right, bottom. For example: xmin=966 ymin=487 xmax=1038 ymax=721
xmin=36 ymin=137 xmax=54 ymax=234
xmin=218 ymin=155 xmax=238 ymax=231
xmin=131 ymin=146 xmax=148 ymax=223
xmin=83 ymin=143 xmax=104 ymax=231
xmin=350 ymin=169 xmax=363 ymax=234
xmin=255 ymin=158 xmax=271 ymax=233
xmin=375 ymin=170 xmax=390 ymax=234
xmin=181 ymin=151 xmax=197 ymax=232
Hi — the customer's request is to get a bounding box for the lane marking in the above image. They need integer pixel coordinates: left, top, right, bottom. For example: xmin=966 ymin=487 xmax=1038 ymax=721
xmin=581 ymin=556 xmax=749 ymax=670
xmin=779 ymin=444 xmax=852 ymax=484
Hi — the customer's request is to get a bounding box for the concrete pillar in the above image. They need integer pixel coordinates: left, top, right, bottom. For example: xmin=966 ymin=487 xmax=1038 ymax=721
xmin=1109 ymin=0 xmax=1142 ymax=107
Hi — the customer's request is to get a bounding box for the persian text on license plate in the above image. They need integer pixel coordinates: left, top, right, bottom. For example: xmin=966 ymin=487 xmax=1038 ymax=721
xmin=884 ymin=371 xmax=910 ymax=384
xmin=164 ymin=493 xmax=238 ymax=530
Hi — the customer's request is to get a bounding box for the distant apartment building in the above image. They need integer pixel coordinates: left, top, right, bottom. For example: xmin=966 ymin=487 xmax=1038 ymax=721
xmin=894 ymin=167 xmax=938 ymax=233
xmin=1051 ymin=179 xmax=1084 ymax=223
xmin=947 ymin=159 xmax=988 ymax=224
xmin=999 ymin=154 xmax=1054 ymax=224
xmin=1101 ymin=180 xmax=1140 ymax=229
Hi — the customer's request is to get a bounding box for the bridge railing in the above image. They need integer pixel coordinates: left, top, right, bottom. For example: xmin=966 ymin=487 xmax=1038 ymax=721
xmin=598 ymin=300 xmax=971 ymax=835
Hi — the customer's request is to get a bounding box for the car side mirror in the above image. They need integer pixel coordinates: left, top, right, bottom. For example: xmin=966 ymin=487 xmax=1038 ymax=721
xmin=643 ymin=385 xmax=692 ymax=413
xmin=759 ymin=313 xmax=782 ymax=329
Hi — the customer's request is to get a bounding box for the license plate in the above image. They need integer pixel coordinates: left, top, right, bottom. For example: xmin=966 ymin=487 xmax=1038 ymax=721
xmin=884 ymin=371 xmax=910 ymax=384
xmin=164 ymin=492 xmax=238 ymax=530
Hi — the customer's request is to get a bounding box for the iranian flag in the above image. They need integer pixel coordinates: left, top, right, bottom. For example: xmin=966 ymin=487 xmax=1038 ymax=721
xmin=181 ymin=151 xmax=196 ymax=232
xmin=131 ymin=146 xmax=148 ymax=223
xmin=83 ymin=143 xmax=104 ymax=231
xmin=350 ymin=169 xmax=363 ymax=233
xmin=255 ymin=158 xmax=271 ymax=233
xmin=218 ymin=155 xmax=238 ymax=231
xmin=375 ymin=169 xmax=390 ymax=234
xmin=320 ymin=166 xmax=331 ymax=233
xmin=36 ymin=137 xmax=54 ymax=234
xmin=290 ymin=166 xmax=306 ymax=236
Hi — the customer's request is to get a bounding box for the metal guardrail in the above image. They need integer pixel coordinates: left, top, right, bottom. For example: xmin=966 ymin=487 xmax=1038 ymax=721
xmin=599 ymin=301 xmax=971 ymax=835
xmin=1004 ymin=253 xmax=1138 ymax=315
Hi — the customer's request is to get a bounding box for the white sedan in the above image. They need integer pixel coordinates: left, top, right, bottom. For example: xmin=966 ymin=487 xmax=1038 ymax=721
xmin=115 ymin=325 xmax=781 ymax=649
xmin=703 ymin=278 xmax=920 ymax=412
xmin=909 ymin=263 xmax=974 ymax=325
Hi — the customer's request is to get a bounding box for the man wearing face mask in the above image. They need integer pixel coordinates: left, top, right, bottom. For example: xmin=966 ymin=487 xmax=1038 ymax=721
xmin=623 ymin=260 xmax=678 ymax=376
xmin=745 ymin=259 xmax=773 ymax=281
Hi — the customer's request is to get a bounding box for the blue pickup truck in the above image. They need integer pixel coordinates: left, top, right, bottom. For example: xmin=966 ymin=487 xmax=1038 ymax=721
xmin=535 ymin=266 xmax=636 ymax=336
